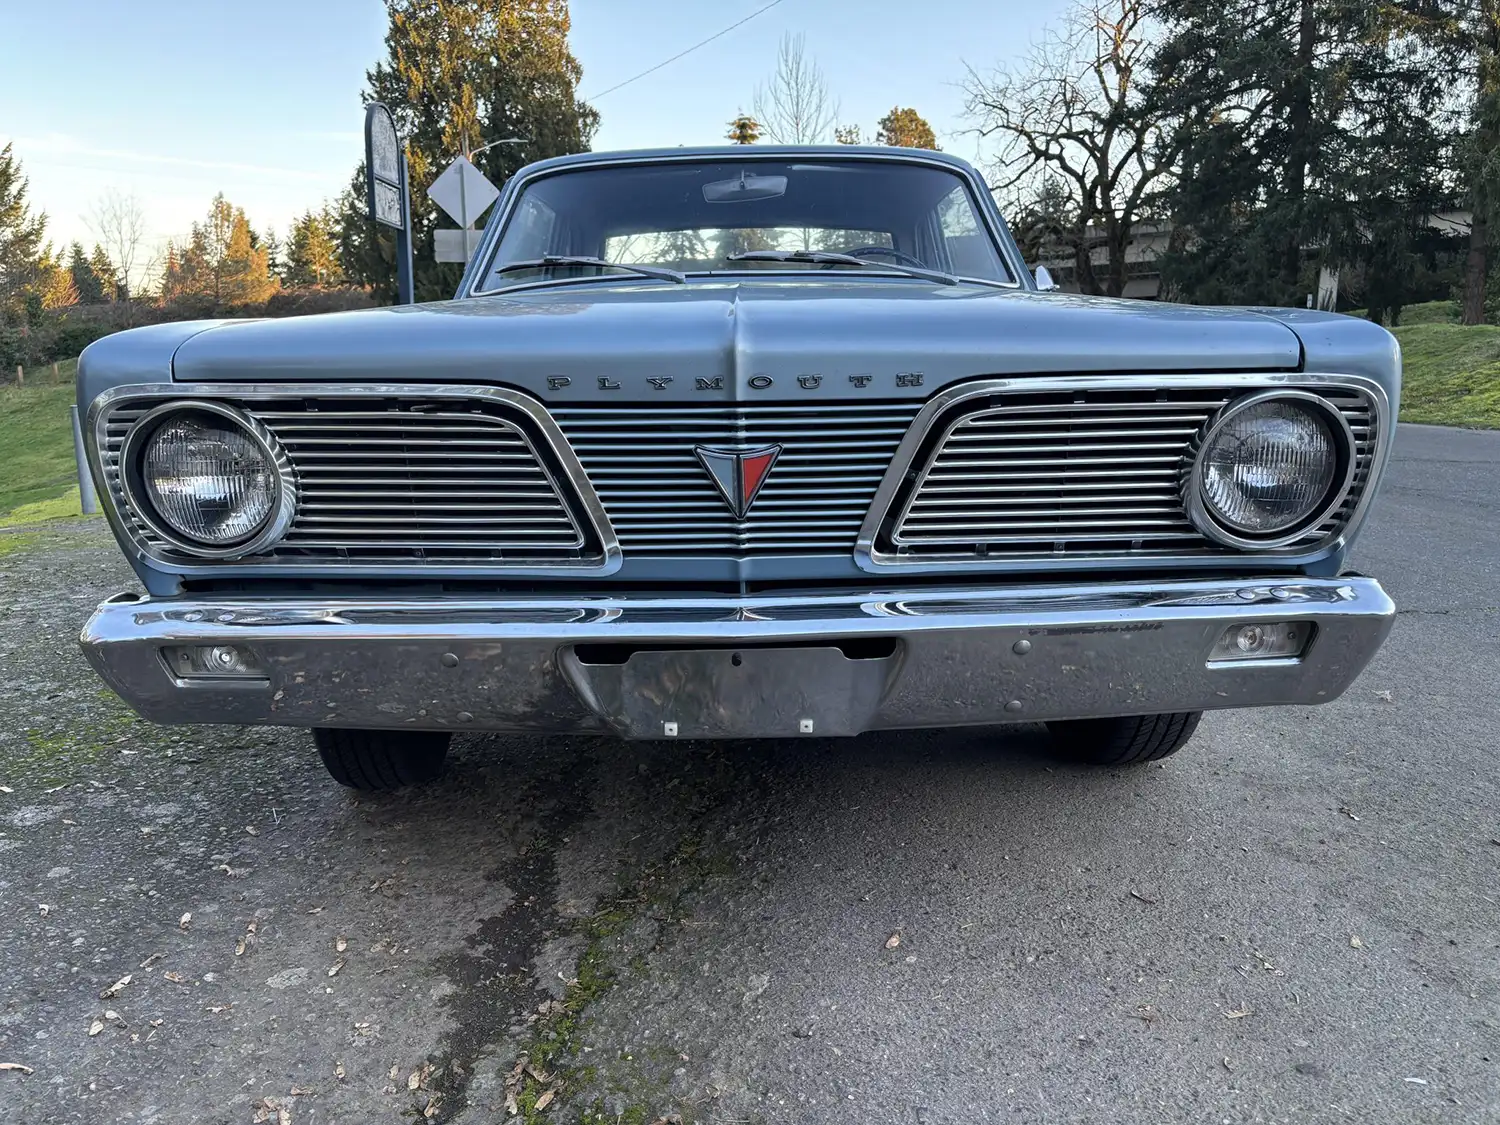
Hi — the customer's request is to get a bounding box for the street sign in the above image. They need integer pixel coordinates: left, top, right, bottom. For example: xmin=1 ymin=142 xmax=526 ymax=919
xmin=427 ymin=156 xmax=500 ymax=229
xmin=363 ymin=102 xmax=414 ymax=304
xmin=364 ymin=103 xmax=405 ymax=231
xmin=433 ymin=228 xmax=486 ymax=263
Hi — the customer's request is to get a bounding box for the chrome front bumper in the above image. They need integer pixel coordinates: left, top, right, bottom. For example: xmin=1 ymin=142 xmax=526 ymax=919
xmin=79 ymin=577 xmax=1395 ymax=738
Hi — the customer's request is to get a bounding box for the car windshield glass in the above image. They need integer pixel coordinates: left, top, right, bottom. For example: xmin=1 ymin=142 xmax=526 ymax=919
xmin=479 ymin=158 xmax=1013 ymax=290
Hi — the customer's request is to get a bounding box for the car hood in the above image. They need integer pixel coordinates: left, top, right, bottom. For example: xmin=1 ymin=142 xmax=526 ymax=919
xmin=168 ymin=279 xmax=1323 ymax=401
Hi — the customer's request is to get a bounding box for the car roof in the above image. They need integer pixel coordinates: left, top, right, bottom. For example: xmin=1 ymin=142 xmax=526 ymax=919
xmin=509 ymin=145 xmax=986 ymax=181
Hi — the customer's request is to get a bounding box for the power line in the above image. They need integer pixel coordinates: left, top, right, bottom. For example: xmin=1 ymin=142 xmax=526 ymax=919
xmin=584 ymin=0 xmax=787 ymax=102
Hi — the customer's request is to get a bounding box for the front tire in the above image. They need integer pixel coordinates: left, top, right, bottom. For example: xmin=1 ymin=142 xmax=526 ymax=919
xmin=312 ymin=728 xmax=451 ymax=791
xmin=1046 ymin=712 xmax=1202 ymax=766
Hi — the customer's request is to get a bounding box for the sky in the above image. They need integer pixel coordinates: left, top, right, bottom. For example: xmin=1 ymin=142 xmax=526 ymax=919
xmin=0 ymin=0 xmax=1068 ymax=280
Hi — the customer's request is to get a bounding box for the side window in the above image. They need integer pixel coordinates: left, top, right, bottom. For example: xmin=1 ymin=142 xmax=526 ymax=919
xmin=486 ymin=195 xmax=557 ymax=285
xmin=936 ymin=185 xmax=1007 ymax=280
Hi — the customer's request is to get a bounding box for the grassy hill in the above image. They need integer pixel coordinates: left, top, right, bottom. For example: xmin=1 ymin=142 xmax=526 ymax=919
xmin=1 ymin=361 xmax=83 ymax=526
xmin=1390 ymin=313 xmax=1500 ymax=428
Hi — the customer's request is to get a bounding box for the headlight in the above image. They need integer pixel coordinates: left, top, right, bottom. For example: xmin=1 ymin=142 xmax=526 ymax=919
xmin=122 ymin=403 xmax=295 ymax=557
xmin=1186 ymin=392 xmax=1354 ymax=549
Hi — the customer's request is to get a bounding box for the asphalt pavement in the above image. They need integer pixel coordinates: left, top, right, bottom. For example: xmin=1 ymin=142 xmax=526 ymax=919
xmin=0 ymin=422 xmax=1496 ymax=1125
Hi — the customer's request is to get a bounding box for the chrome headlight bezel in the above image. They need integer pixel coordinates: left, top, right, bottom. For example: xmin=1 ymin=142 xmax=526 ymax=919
xmin=1184 ymin=390 xmax=1356 ymax=551
xmin=119 ymin=401 xmax=297 ymax=559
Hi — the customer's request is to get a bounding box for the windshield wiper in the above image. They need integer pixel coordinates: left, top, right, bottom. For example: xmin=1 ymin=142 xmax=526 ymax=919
xmin=491 ymin=255 xmax=685 ymax=284
xmin=725 ymin=249 xmax=958 ymax=286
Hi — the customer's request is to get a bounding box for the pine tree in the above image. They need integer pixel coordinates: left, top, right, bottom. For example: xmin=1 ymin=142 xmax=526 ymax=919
xmin=1150 ymin=0 xmax=1451 ymax=311
xmin=286 ymin=207 xmax=342 ymax=286
xmin=726 ymin=114 xmax=762 ymax=144
xmin=87 ymin=244 xmax=118 ymax=301
xmin=875 ymin=107 xmax=939 ymax=150
xmin=337 ymin=0 xmax=599 ymax=302
xmin=0 ymin=142 xmax=49 ymax=325
xmin=68 ymin=241 xmax=105 ymax=304
xmin=163 ymin=194 xmax=277 ymax=307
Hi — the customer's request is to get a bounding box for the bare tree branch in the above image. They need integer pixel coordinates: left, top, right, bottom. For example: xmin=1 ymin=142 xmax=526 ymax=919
xmin=86 ymin=189 xmax=149 ymax=299
xmin=962 ymin=0 xmax=1181 ymax=296
xmin=753 ymin=32 xmax=839 ymax=144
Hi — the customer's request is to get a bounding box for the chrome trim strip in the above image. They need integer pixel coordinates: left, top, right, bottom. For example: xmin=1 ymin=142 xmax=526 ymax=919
xmin=78 ymin=575 xmax=1396 ymax=733
xmin=463 ymin=148 xmax=1025 ymax=299
xmin=1181 ymin=389 xmax=1358 ymax=549
xmin=118 ymin=400 xmax=300 ymax=559
xmin=854 ymin=372 xmax=1391 ymax=574
xmin=86 ymin=383 xmax=623 ymax=577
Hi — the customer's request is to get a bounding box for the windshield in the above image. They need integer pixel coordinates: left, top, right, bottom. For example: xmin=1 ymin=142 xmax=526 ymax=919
xmin=478 ymin=158 xmax=1013 ymax=290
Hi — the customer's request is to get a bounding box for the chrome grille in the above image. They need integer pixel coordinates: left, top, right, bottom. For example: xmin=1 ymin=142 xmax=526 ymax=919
xmin=552 ymin=402 xmax=922 ymax=555
xmin=98 ymin=394 xmax=598 ymax=566
xmin=885 ymin=385 xmax=1378 ymax=560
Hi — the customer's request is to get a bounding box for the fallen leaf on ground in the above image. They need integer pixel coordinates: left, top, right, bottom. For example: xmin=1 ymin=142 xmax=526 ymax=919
xmin=1405 ymin=1077 xmax=1428 ymax=1085
xmin=244 ymin=825 xmax=259 ymax=836
xmin=178 ymin=913 xmax=192 ymax=931
xmin=87 ymin=1020 xmax=104 ymax=1037
xmin=1222 ymin=1057 xmax=1232 ymax=1071
xmin=650 ymin=1116 xmax=684 ymax=1125
xmin=1350 ymin=935 xmax=1364 ymax=949
xmin=206 ymin=1005 xmax=231 ymax=1014
xmin=252 ymin=1098 xmax=291 ymax=1125
xmin=0 ymin=1062 xmax=34 ymax=1074
xmin=37 ymin=905 xmax=49 ymax=917
xmin=290 ymin=1085 xmax=315 ymax=1096
xmin=99 ymin=975 xmax=131 ymax=999
xmin=335 ymin=936 xmax=347 ymax=953
xmin=104 ymin=1010 xmax=121 ymax=1023
xmin=235 ymin=938 xmax=247 ymax=957
xmin=534 ymin=1088 xmax=556 ymax=1111
xmin=1372 ymin=689 xmax=1394 ymax=703
xmin=162 ymin=971 xmax=187 ymax=984
xmin=0 ymin=786 xmax=11 ymax=794
xmin=884 ymin=932 xmax=901 ymax=949
xmin=1339 ymin=807 xmax=1362 ymax=821
xmin=307 ymin=906 xmax=324 ymax=914
xmin=1225 ymin=1009 xmax=1250 ymax=1019
xmin=423 ymin=1096 xmax=442 ymax=1119
xmin=138 ymin=953 xmax=164 ymax=970
xmin=333 ymin=1061 xmax=345 ymax=1081
xmin=327 ymin=960 xmax=345 ymax=977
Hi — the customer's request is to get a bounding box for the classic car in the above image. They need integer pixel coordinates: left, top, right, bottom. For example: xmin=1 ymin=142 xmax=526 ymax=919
xmin=76 ymin=145 xmax=1398 ymax=790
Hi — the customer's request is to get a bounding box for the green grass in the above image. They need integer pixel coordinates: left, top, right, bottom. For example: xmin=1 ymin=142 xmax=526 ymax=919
xmin=1392 ymin=320 xmax=1500 ymax=428
xmin=0 ymin=359 xmax=83 ymax=519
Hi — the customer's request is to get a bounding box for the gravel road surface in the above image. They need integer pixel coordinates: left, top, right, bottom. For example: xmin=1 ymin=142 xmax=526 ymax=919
xmin=0 ymin=422 xmax=1496 ymax=1125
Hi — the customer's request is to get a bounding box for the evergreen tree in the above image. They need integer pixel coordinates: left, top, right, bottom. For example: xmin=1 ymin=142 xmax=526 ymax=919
xmin=88 ymin=244 xmax=118 ymax=301
xmin=286 ymin=207 xmax=342 ymax=286
xmin=337 ymin=0 xmax=599 ymax=302
xmin=1149 ymin=0 xmax=1452 ymax=312
xmin=163 ymin=194 xmax=277 ymax=306
xmin=0 ymin=142 xmax=49 ymax=325
xmin=875 ymin=107 xmax=939 ymax=150
xmin=726 ymin=114 xmax=762 ymax=144
xmin=833 ymin=124 xmax=862 ymax=145
xmin=68 ymin=241 xmax=106 ymax=304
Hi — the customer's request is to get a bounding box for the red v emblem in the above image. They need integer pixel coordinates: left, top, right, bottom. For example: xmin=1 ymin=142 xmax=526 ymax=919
xmin=694 ymin=444 xmax=782 ymax=518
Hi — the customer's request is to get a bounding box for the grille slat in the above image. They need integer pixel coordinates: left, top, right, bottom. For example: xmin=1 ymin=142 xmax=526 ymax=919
xmin=553 ymin=401 xmax=921 ymax=556
xmin=887 ymin=388 xmax=1377 ymax=561
xmin=100 ymin=396 xmax=598 ymax=566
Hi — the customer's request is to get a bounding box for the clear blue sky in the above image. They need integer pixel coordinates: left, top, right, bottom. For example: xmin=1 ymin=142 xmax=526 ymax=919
xmin=0 ymin=0 xmax=1066 ymax=276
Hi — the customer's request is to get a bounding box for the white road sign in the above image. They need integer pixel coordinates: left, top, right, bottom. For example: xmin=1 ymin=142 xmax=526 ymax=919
xmin=427 ymin=156 xmax=500 ymax=228
xmin=433 ymin=228 xmax=486 ymax=263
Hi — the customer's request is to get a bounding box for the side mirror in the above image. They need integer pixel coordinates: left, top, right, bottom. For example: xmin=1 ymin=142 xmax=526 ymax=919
xmin=1033 ymin=265 xmax=1060 ymax=292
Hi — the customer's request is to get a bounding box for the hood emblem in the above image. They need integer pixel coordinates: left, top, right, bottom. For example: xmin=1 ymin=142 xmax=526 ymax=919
xmin=695 ymin=444 xmax=782 ymax=518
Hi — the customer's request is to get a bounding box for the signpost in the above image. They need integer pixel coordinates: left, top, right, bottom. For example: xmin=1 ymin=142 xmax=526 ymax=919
xmin=428 ymin=157 xmax=500 ymax=263
xmin=364 ymin=102 xmax=414 ymax=305
xmin=427 ymin=138 xmax=524 ymax=264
